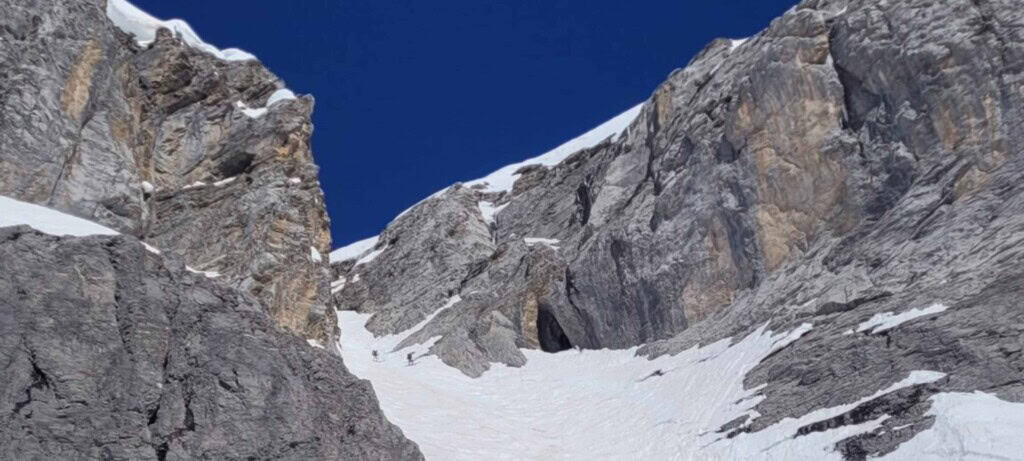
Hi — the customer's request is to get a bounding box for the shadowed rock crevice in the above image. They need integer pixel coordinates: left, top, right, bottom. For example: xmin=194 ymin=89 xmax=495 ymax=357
xmin=537 ymin=305 xmax=573 ymax=353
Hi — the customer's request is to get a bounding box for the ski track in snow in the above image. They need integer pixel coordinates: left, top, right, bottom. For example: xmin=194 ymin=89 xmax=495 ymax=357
xmin=340 ymin=309 xmax=1016 ymax=460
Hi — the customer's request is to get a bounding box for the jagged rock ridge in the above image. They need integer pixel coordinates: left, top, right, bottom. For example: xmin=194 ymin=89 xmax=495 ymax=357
xmin=333 ymin=0 xmax=1024 ymax=457
xmin=0 ymin=0 xmax=335 ymax=345
xmin=0 ymin=0 xmax=421 ymax=458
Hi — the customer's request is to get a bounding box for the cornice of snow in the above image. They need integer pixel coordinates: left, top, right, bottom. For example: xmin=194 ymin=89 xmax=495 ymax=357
xmin=330 ymin=235 xmax=381 ymax=264
xmin=333 ymin=102 xmax=645 ymax=253
xmin=464 ymin=102 xmax=645 ymax=194
xmin=106 ymin=0 xmax=257 ymax=62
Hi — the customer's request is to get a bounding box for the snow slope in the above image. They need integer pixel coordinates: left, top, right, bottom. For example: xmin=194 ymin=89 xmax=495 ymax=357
xmin=330 ymin=235 xmax=380 ymax=263
xmin=338 ymin=310 xmax=1015 ymax=460
xmin=464 ymin=103 xmax=644 ymax=194
xmin=333 ymin=103 xmax=643 ymax=253
xmin=106 ymin=0 xmax=256 ymax=61
xmin=884 ymin=391 xmax=1024 ymax=460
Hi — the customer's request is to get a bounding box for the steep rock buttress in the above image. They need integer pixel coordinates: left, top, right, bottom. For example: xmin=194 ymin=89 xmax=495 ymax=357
xmin=333 ymin=0 xmax=1024 ymax=457
xmin=0 ymin=0 xmax=335 ymax=345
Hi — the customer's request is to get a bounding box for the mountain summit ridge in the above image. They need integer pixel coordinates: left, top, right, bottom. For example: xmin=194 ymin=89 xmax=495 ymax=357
xmin=1 ymin=0 xmax=1023 ymax=459
xmin=331 ymin=0 xmax=1024 ymax=457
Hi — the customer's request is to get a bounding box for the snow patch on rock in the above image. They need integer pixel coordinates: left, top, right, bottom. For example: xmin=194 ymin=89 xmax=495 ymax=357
xmin=857 ymin=304 xmax=949 ymax=334
xmin=1 ymin=195 xmax=119 ymax=237
xmin=335 ymin=102 xmax=644 ymax=247
xmin=236 ymin=89 xmax=297 ymax=119
xmin=330 ymin=235 xmax=380 ymax=263
xmin=330 ymin=276 xmax=347 ymax=294
xmin=1 ymin=194 xmax=166 ymax=256
xmin=186 ymin=266 xmax=220 ymax=278
xmin=465 ymin=103 xmax=644 ymax=193
xmin=524 ymin=237 xmax=560 ymax=250
xmin=398 ymin=295 xmax=462 ymax=345
xmin=106 ymin=0 xmax=256 ymax=61
xmin=883 ymin=391 xmax=1024 ymax=460
xmin=355 ymin=245 xmax=388 ymax=266
xmin=307 ymin=339 xmax=326 ymax=349
xmin=213 ymin=177 xmax=236 ymax=187
xmin=478 ymin=201 xmax=507 ymax=225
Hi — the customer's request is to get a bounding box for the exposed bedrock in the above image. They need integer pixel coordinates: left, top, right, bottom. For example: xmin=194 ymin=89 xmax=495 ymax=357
xmin=334 ymin=0 xmax=1024 ymax=454
xmin=0 ymin=227 xmax=422 ymax=460
xmin=0 ymin=0 xmax=335 ymax=344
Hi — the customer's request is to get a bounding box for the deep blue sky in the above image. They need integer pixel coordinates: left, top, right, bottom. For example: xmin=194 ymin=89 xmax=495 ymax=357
xmin=131 ymin=0 xmax=797 ymax=246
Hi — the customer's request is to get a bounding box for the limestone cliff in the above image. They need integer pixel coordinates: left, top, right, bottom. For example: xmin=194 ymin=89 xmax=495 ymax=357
xmin=333 ymin=0 xmax=1024 ymax=456
xmin=0 ymin=226 xmax=421 ymax=459
xmin=0 ymin=0 xmax=335 ymax=344
xmin=0 ymin=1 xmax=421 ymax=458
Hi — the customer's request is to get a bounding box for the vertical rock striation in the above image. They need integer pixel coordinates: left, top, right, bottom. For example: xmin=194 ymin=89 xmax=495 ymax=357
xmin=0 ymin=227 xmax=421 ymax=460
xmin=0 ymin=0 xmax=335 ymax=344
xmin=0 ymin=1 xmax=421 ymax=458
xmin=334 ymin=1 xmax=1024 ymax=455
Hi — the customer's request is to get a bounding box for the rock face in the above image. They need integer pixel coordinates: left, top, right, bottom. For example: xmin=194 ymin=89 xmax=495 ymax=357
xmin=0 ymin=0 xmax=335 ymax=344
xmin=0 ymin=0 xmax=422 ymax=458
xmin=0 ymin=227 xmax=421 ymax=460
xmin=334 ymin=0 xmax=1024 ymax=456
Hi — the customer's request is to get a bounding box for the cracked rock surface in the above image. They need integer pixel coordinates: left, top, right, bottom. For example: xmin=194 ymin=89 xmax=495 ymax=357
xmin=0 ymin=0 xmax=421 ymax=458
xmin=333 ymin=0 xmax=1024 ymax=456
xmin=0 ymin=227 xmax=422 ymax=460
xmin=0 ymin=0 xmax=335 ymax=345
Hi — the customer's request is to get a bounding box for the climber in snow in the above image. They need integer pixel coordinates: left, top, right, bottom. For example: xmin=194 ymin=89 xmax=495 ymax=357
xmin=407 ymin=352 xmax=415 ymax=366
xmin=638 ymin=369 xmax=666 ymax=382
xmin=372 ymin=350 xmax=379 ymax=362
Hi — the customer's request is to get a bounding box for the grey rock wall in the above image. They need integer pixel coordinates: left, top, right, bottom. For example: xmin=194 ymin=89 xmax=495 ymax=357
xmin=0 ymin=227 xmax=422 ymax=460
xmin=334 ymin=0 xmax=1024 ymax=454
xmin=0 ymin=0 xmax=335 ymax=344
xmin=0 ymin=0 xmax=420 ymax=458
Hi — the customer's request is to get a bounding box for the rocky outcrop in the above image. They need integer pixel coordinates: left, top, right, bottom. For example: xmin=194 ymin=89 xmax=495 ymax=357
xmin=334 ymin=0 xmax=1024 ymax=454
xmin=0 ymin=0 xmax=421 ymax=458
xmin=0 ymin=226 xmax=422 ymax=460
xmin=0 ymin=0 xmax=334 ymax=344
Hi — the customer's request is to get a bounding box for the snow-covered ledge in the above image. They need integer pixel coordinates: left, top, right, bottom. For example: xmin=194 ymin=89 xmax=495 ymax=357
xmin=105 ymin=0 xmax=256 ymax=61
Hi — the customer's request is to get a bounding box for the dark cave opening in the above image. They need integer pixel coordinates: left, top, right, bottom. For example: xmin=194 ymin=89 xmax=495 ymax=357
xmin=537 ymin=306 xmax=573 ymax=352
xmin=216 ymin=151 xmax=256 ymax=178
